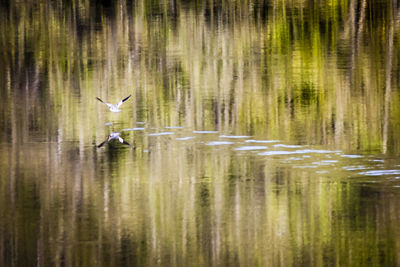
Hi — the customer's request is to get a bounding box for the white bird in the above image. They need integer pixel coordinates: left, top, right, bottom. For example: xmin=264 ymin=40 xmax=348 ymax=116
xmin=96 ymin=95 xmax=131 ymax=112
xmin=97 ymin=132 xmax=132 ymax=148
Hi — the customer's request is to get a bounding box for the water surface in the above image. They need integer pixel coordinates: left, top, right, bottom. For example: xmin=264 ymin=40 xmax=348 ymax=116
xmin=1 ymin=0 xmax=400 ymax=266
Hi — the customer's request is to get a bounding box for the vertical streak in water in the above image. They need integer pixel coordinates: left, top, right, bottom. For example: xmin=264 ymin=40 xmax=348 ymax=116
xmin=383 ymin=1 xmax=395 ymax=153
xmin=336 ymin=0 xmax=356 ymax=145
xmin=349 ymin=0 xmax=357 ymax=74
xmin=5 ymin=64 xmax=18 ymax=265
xmin=234 ymin=182 xmax=241 ymax=264
xmin=356 ymin=0 xmax=367 ymax=53
xmin=8 ymin=68 xmax=17 ymax=145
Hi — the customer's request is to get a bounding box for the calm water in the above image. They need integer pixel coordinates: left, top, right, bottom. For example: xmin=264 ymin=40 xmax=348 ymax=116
xmin=1 ymin=0 xmax=400 ymax=266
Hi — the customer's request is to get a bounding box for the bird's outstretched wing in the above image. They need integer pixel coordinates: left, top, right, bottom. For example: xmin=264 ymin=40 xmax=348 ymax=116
xmin=97 ymin=139 xmax=108 ymax=148
xmin=117 ymin=95 xmax=131 ymax=108
xmin=96 ymin=97 xmax=112 ymax=108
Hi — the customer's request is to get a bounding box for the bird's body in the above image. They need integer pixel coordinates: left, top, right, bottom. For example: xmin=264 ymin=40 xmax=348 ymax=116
xmin=97 ymin=132 xmax=132 ymax=148
xmin=96 ymin=95 xmax=131 ymax=112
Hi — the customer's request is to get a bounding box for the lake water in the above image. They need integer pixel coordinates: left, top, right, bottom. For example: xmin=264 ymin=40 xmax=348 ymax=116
xmin=1 ymin=0 xmax=400 ymax=266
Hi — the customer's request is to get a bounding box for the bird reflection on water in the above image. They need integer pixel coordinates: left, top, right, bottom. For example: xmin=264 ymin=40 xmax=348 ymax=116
xmin=97 ymin=132 xmax=132 ymax=148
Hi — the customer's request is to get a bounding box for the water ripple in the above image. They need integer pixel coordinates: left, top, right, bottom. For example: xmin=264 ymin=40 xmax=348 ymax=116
xmin=296 ymin=149 xmax=341 ymax=154
xmin=274 ymin=144 xmax=303 ymax=148
xmin=245 ymin=140 xmax=280 ymax=143
xmin=340 ymin=154 xmax=363 ymax=158
xmin=148 ymin=132 xmax=174 ymax=136
xmin=312 ymin=160 xmax=338 ymax=165
xmin=234 ymin=146 xmax=268 ymax=151
xmin=342 ymin=166 xmax=369 ymax=171
xmin=259 ymin=151 xmax=295 ymax=156
xmin=359 ymin=170 xmax=400 ymax=176
xmin=165 ymin=126 xmax=184 ymax=129
xmin=219 ymin=135 xmax=250 ymax=139
xmin=176 ymin=136 xmax=195 ymax=141
xmin=193 ymin=130 xmax=219 ymax=134
xmin=122 ymin=127 xmax=145 ymax=131
xmin=206 ymin=141 xmax=234 ymax=146
xmin=259 ymin=149 xmax=341 ymax=156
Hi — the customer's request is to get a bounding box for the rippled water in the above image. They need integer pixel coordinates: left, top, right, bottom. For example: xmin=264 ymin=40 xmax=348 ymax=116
xmin=1 ymin=0 xmax=400 ymax=266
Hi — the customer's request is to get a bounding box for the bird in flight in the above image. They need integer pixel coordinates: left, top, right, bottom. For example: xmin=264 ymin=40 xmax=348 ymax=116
xmin=97 ymin=132 xmax=132 ymax=148
xmin=96 ymin=95 xmax=131 ymax=112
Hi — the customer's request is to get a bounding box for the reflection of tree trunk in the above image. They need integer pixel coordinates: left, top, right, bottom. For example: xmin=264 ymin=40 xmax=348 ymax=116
xmin=382 ymin=3 xmax=395 ymax=153
xmin=337 ymin=0 xmax=362 ymax=144
xmin=356 ymin=0 xmax=367 ymax=52
xmin=350 ymin=0 xmax=366 ymax=78
xmin=349 ymin=0 xmax=357 ymax=73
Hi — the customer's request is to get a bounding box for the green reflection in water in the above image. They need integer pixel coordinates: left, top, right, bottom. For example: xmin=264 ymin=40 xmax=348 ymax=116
xmin=1 ymin=0 xmax=400 ymax=266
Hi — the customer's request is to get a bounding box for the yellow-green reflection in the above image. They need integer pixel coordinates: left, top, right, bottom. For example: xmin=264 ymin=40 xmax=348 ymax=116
xmin=1 ymin=0 xmax=400 ymax=266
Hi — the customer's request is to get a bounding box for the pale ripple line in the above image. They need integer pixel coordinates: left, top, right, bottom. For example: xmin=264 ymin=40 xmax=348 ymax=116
xmin=206 ymin=141 xmax=234 ymax=146
xmin=359 ymin=170 xmax=400 ymax=176
xmin=340 ymin=154 xmax=363 ymax=158
xmin=342 ymin=166 xmax=369 ymax=171
xmin=259 ymin=149 xmax=341 ymax=156
xmin=245 ymin=139 xmax=280 ymax=143
xmin=165 ymin=126 xmax=184 ymax=129
xmin=259 ymin=151 xmax=293 ymax=155
xmin=219 ymin=135 xmax=250 ymax=139
xmin=234 ymin=146 xmax=268 ymax=151
xmin=312 ymin=160 xmax=339 ymax=165
xmin=122 ymin=127 xmax=145 ymax=131
xmin=274 ymin=144 xmax=303 ymax=148
xmin=176 ymin=136 xmax=195 ymax=141
xmin=193 ymin=130 xmax=219 ymax=134
xmin=148 ymin=132 xmax=174 ymax=136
